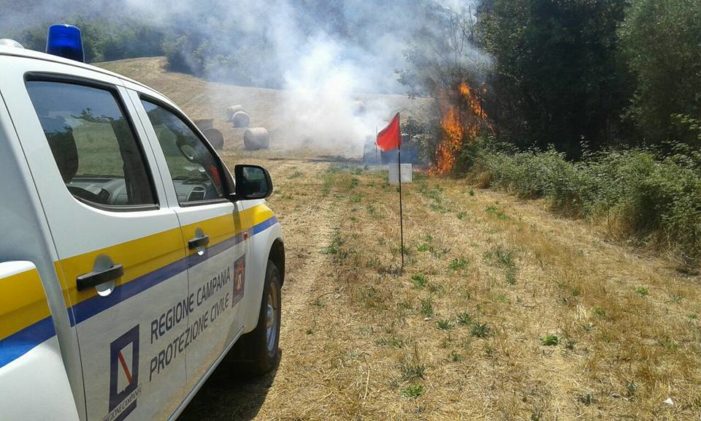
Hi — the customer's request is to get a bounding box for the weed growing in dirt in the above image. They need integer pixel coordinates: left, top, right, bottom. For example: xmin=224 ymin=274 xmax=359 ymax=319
xmin=377 ymin=336 xmax=405 ymax=348
xmin=431 ymin=247 xmax=450 ymax=258
xmin=635 ymin=287 xmax=649 ymax=297
xmin=400 ymin=346 xmax=426 ymax=384
xmin=541 ymin=335 xmax=560 ymax=346
xmin=492 ymin=246 xmax=516 ymax=267
xmin=658 ymin=337 xmax=679 ymax=351
xmin=419 ymin=183 xmax=441 ymax=201
xmin=577 ymin=393 xmax=595 ymax=406
xmin=431 ymin=203 xmax=449 ymax=213
xmin=321 ymin=230 xmax=344 ymax=255
xmin=401 ymin=384 xmax=424 ymax=398
xmin=486 ymin=205 xmax=509 ymax=220
xmin=366 ymin=203 xmax=381 ymax=219
xmin=505 ymin=271 xmax=517 ymax=285
xmin=411 ymin=273 xmax=427 ymax=288
xmin=417 ymin=243 xmax=432 ymax=252
xmin=495 ymin=294 xmax=510 ymax=303
xmin=350 ymin=193 xmax=362 ymax=203
xmin=457 ymin=211 xmax=467 ymax=220
xmin=321 ymin=175 xmax=333 ymax=196
xmin=420 ymin=298 xmax=434 ymax=317
xmin=457 ymin=312 xmax=472 ymax=326
xmin=485 ymin=246 xmax=518 ymax=284
xmin=359 ymin=286 xmax=387 ymax=309
xmin=437 ymin=319 xmax=453 ymax=330
xmin=471 ymin=322 xmax=491 ymax=338
xmin=449 ymin=351 xmax=463 ymax=362
xmin=417 ymin=234 xmax=434 ymax=253
xmin=365 ymin=256 xmax=380 ymax=269
xmin=449 ymin=257 xmax=469 ymax=271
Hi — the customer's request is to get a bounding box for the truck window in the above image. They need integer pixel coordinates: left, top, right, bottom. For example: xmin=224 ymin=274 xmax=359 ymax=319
xmin=26 ymin=81 xmax=156 ymax=208
xmin=140 ymin=99 xmax=225 ymax=205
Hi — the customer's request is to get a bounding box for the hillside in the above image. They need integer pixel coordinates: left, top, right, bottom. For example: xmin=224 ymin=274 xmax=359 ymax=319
xmin=97 ymin=57 xmax=435 ymax=159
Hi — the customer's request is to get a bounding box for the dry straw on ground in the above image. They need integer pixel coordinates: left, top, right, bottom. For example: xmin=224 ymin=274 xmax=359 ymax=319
xmin=180 ymin=160 xmax=701 ymax=420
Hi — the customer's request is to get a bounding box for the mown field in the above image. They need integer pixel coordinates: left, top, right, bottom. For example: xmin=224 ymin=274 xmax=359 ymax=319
xmin=98 ymin=59 xmax=701 ymax=420
xmin=177 ymin=158 xmax=700 ymax=420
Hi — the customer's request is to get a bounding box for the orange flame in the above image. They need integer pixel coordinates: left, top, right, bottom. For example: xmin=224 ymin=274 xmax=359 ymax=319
xmin=431 ymin=82 xmax=490 ymax=175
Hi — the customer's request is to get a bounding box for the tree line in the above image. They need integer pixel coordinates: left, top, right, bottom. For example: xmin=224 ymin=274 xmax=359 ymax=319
xmin=476 ymin=0 xmax=700 ymax=156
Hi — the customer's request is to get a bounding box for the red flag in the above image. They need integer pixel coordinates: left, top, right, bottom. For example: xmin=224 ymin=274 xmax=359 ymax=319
xmin=376 ymin=113 xmax=401 ymax=152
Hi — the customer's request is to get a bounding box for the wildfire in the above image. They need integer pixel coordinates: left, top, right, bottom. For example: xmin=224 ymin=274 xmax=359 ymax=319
xmin=431 ymin=82 xmax=490 ymax=175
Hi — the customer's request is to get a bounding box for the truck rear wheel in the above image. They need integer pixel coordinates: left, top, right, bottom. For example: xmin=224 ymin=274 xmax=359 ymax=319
xmin=230 ymin=260 xmax=281 ymax=376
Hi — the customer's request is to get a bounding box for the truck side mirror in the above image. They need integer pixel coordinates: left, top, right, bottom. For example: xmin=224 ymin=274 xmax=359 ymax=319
xmin=232 ymin=164 xmax=273 ymax=201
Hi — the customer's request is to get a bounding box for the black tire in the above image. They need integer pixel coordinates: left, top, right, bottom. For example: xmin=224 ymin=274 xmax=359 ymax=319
xmin=230 ymin=260 xmax=281 ymax=376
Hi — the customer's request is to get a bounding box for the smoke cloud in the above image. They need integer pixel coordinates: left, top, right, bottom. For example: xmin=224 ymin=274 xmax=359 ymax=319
xmin=1 ymin=0 xmax=490 ymax=156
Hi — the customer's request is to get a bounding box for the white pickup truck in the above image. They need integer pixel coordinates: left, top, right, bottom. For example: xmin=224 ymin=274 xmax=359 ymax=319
xmin=0 ymin=32 xmax=284 ymax=420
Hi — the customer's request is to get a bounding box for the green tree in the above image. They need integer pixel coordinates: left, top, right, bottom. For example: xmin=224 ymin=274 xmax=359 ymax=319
xmin=478 ymin=0 xmax=631 ymax=156
xmin=620 ymin=0 xmax=701 ymax=145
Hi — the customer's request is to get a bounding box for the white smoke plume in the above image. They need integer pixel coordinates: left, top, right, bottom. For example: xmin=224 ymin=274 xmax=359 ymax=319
xmin=0 ymin=0 xmax=491 ymax=156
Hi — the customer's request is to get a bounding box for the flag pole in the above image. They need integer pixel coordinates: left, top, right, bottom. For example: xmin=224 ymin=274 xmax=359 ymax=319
xmin=398 ymin=124 xmax=405 ymax=274
xmin=375 ymin=126 xmax=379 ymax=164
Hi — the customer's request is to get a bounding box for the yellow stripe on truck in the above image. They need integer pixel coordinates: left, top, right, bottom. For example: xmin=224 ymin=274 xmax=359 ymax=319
xmin=58 ymin=204 xmax=273 ymax=307
xmin=56 ymin=225 xmax=185 ymax=309
xmin=0 ymin=268 xmax=51 ymax=341
xmin=0 ymin=204 xmax=275 ymax=343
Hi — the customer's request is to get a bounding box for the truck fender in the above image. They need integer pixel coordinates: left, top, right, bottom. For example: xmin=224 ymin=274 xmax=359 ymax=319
xmin=241 ymin=205 xmax=284 ymax=334
xmin=0 ymin=261 xmax=79 ymax=419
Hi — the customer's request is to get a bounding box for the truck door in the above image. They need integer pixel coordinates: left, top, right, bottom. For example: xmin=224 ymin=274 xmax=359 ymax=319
xmin=6 ymin=70 xmax=190 ymax=420
xmin=132 ymin=96 xmax=247 ymax=390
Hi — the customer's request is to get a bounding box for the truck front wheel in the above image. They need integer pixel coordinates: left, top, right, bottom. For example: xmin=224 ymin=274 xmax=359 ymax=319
xmin=230 ymin=260 xmax=281 ymax=375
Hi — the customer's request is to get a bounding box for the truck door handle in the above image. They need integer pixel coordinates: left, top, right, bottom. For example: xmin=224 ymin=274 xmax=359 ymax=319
xmin=76 ymin=264 xmax=124 ymax=291
xmin=188 ymin=235 xmax=210 ymax=250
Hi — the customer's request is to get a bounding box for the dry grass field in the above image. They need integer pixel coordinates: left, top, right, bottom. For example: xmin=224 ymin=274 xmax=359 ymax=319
xmin=99 ymin=58 xmax=701 ymax=420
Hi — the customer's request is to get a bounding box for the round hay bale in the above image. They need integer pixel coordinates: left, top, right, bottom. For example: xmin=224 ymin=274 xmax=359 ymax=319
xmin=231 ymin=111 xmax=250 ymax=128
xmin=202 ymin=128 xmax=224 ymax=150
xmin=194 ymin=118 xmax=214 ymax=130
xmin=243 ymin=128 xmax=270 ymax=150
xmin=226 ymin=105 xmax=244 ymax=121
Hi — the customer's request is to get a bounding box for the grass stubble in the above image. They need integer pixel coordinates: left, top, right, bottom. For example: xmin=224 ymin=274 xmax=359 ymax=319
xmin=243 ymin=163 xmax=701 ymax=420
xmin=107 ymin=59 xmax=701 ymax=420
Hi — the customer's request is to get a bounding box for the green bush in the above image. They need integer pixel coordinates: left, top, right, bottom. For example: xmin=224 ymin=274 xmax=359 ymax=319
xmin=467 ymin=140 xmax=701 ymax=259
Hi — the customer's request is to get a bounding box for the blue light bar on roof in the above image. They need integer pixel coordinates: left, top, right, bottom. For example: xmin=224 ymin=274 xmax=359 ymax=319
xmin=46 ymin=24 xmax=84 ymax=62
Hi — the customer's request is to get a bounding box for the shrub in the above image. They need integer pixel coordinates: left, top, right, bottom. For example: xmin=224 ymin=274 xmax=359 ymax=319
xmin=465 ymin=140 xmax=701 ymax=259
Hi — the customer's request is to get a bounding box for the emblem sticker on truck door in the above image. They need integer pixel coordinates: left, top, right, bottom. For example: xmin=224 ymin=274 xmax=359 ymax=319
xmin=107 ymin=325 xmax=141 ymax=421
xmin=233 ymin=256 xmax=245 ymax=306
